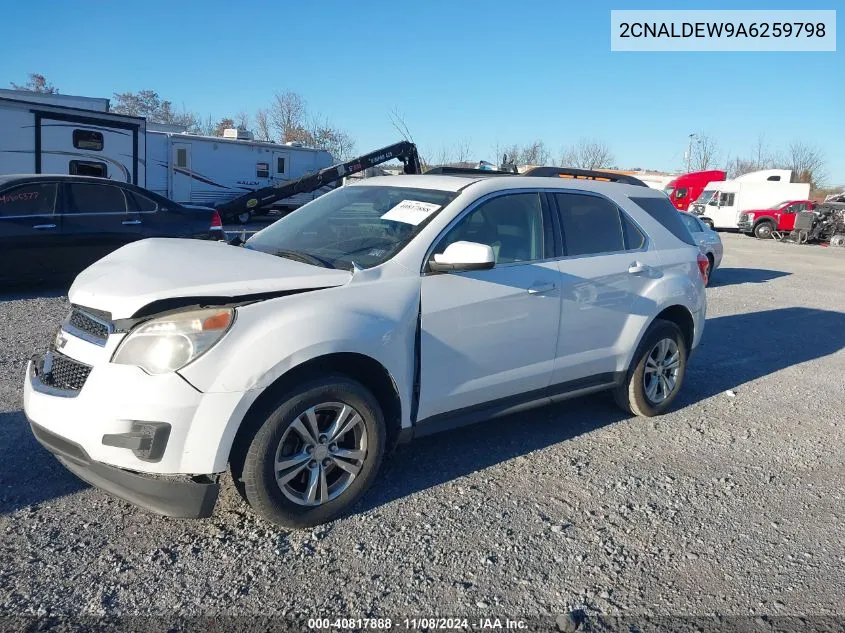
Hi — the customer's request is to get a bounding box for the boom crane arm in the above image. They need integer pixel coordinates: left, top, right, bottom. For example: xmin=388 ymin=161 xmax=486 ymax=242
xmin=215 ymin=140 xmax=422 ymax=219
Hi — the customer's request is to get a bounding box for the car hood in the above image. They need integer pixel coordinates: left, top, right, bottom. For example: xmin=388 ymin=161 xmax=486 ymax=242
xmin=69 ymin=238 xmax=351 ymax=319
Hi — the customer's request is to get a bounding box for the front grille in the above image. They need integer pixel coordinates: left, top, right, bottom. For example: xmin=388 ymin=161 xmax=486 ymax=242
xmin=41 ymin=351 xmax=92 ymax=392
xmin=67 ymin=308 xmax=110 ymax=343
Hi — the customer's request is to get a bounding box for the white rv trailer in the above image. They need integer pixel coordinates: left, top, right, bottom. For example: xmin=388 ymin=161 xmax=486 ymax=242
xmin=144 ymin=127 xmax=335 ymax=215
xmin=0 ymin=89 xmax=146 ymax=184
xmin=690 ymin=170 xmax=811 ymax=229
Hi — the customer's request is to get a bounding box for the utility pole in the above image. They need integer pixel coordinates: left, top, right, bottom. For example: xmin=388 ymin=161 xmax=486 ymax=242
xmin=686 ymin=133 xmax=697 ymax=172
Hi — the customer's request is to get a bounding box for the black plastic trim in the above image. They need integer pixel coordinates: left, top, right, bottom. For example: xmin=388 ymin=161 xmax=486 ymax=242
xmin=411 ymin=372 xmax=621 ymax=439
xmin=29 ymin=421 xmax=219 ymax=519
xmin=523 ymin=167 xmax=649 ymax=187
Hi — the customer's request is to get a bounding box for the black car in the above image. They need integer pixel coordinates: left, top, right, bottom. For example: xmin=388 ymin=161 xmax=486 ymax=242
xmin=0 ymin=175 xmax=225 ymax=285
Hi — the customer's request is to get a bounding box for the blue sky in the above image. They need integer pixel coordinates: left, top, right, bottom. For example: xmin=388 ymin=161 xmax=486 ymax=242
xmin=3 ymin=1 xmax=843 ymax=184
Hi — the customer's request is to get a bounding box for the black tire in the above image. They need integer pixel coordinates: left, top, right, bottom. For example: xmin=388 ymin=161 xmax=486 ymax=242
xmin=613 ymin=319 xmax=688 ymax=417
xmin=753 ymin=221 xmax=775 ymax=240
xmin=238 ymin=375 xmax=386 ymax=528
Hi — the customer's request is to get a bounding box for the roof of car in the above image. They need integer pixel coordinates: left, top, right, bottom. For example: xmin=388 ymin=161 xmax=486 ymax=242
xmin=349 ymin=174 xmax=666 ymax=200
xmin=0 ymin=174 xmax=134 ymax=187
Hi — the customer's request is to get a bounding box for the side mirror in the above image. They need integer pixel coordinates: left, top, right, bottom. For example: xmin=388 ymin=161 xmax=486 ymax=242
xmin=428 ymin=241 xmax=495 ymax=273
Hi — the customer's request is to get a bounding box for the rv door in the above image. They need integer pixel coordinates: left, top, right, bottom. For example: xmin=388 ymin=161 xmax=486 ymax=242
xmin=172 ymin=143 xmax=192 ymax=202
xmin=272 ymin=151 xmax=291 ymax=181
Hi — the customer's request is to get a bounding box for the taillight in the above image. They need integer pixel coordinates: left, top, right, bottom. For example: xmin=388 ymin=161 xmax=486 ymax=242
xmin=210 ymin=210 xmax=222 ymax=229
xmin=697 ymin=253 xmax=709 ymax=285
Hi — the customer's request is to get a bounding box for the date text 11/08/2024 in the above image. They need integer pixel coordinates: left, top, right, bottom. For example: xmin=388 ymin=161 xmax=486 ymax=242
xmin=307 ymin=617 xmax=529 ymax=630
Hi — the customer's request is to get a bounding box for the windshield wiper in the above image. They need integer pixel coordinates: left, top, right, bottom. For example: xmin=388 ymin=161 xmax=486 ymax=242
xmin=271 ymin=249 xmax=336 ymax=269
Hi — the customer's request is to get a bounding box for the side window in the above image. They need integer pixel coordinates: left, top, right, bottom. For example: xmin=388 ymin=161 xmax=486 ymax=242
xmin=555 ymin=193 xmax=624 ymax=256
xmin=0 ymin=183 xmax=57 ymax=216
xmin=129 ymin=191 xmax=159 ymax=212
xmin=675 ymin=187 xmax=688 ymax=200
xmin=793 ymin=203 xmax=806 ymax=212
xmin=622 ymin=213 xmax=647 ymax=249
xmin=277 ymin=157 xmax=286 ymax=174
xmin=69 ymin=160 xmax=107 ymax=178
xmin=257 ymin=162 xmax=270 ymax=178
xmin=719 ymin=192 xmax=735 ymax=206
xmin=433 ymin=192 xmax=545 ymax=265
xmin=72 ymin=129 xmax=103 ymax=151
xmin=630 ymin=196 xmax=697 ymax=246
xmin=679 ymin=213 xmax=700 ymax=234
xmin=67 ymin=184 xmax=128 ymax=213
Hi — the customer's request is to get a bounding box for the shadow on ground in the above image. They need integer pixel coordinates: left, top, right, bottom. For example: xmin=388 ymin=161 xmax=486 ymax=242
xmin=1 ymin=307 xmax=843 ymax=518
xmin=710 ymin=267 xmax=790 ymax=287
xmin=0 ymin=283 xmax=69 ymax=302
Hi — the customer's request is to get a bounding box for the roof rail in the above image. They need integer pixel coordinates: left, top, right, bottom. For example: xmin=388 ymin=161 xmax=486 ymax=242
xmin=521 ymin=166 xmax=649 ymax=187
xmin=424 ymin=166 xmax=518 ymax=176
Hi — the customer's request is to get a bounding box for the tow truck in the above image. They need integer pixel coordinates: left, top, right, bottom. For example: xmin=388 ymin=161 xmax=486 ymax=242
xmin=214 ymin=141 xmax=649 ymax=225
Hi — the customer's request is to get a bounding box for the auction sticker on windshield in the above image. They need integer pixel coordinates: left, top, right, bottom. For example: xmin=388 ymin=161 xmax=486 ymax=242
xmin=381 ymin=200 xmax=441 ymax=225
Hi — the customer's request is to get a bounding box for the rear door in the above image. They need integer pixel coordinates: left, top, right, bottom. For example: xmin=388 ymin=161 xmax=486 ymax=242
xmin=0 ymin=181 xmax=62 ymax=284
xmin=61 ymin=181 xmax=144 ymax=273
xmin=550 ymin=192 xmax=662 ymax=385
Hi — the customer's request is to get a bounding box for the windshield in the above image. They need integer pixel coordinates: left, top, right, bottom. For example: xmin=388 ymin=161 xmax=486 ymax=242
xmin=769 ymin=200 xmax=790 ymax=209
xmin=245 ymin=185 xmax=456 ymax=270
xmin=694 ymin=189 xmax=716 ymax=204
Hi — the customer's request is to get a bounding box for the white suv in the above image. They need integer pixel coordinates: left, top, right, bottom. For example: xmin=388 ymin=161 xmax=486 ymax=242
xmin=23 ymin=174 xmax=707 ymax=527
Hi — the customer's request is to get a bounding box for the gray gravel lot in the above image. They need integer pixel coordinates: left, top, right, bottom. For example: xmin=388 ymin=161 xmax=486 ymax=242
xmin=0 ymin=233 xmax=843 ymax=621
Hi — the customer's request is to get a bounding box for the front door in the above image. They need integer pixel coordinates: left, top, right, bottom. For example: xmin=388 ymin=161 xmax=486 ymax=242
xmin=418 ymin=191 xmax=561 ymax=421
xmin=61 ymin=181 xmax=144 ymax=274
xmin=0 ymin=181 xmax=63 ymax=284
xmin=171 ymin=142 xmax=192 ymax=202
xmin=272 ymin=151 xmax=291 ymax=182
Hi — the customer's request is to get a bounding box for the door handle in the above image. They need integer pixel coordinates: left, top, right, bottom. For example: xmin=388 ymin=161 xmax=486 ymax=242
xmin=32 ymin=224 xmax=56 ymax=230
xmin=628 ymin=261 xmax=650 ymax=274
xmin=122 ymin=219 xmax=142 ymax=226
xmin=528 ymin=282 xmax=556 ymax=295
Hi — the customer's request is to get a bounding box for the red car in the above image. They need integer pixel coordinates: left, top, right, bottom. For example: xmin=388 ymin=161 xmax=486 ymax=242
xmin=736 ymin=200 xmax=816 ymax=239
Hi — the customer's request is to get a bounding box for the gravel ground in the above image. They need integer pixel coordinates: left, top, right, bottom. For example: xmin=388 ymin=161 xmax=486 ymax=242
xmin=0 ymin=233 xmax=843 ymax=624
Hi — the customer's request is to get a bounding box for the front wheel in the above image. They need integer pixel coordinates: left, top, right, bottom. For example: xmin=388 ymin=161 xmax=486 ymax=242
xmin=238 ymin=376 xmax=386 ymax=528
xmin=613 ymin=319 xmax=688 ymax=417
xmin=753 ymin=221 xmax=774 ymax=239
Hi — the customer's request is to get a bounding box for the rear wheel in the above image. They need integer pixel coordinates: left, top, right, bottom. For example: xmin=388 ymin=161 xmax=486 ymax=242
xmin=238 ymin=376 xmax=386 ymax=528
xmin=753 ymin=221 xmax=775 ymax=239
xmin=829 ymin=234 xmax=845 ymax=248
xmin=614 ymin=319 xmax=688 ymax=417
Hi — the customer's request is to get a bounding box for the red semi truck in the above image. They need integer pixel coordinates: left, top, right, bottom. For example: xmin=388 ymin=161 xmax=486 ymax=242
xmin=664 ymin=170 xmax=727 ymax=211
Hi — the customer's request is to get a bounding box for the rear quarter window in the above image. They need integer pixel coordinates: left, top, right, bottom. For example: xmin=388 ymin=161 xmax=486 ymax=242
xmin=629 ymin=196 xmax=696 ymax=246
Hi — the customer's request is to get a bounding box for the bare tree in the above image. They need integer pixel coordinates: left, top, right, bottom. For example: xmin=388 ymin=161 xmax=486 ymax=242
xmin=306 ymin=115 xmax=355 ymax=160
xmin=387 ymin=108 xmax=431 ymax=169
xmin=454 ymin=138 xmax=473 ymax=164
xmin=234 ymin=111 xmax=250 ymax=130
xmin=501 ymin=144 xmax=522 ymax=169
xmin=559 ymin=138 xmax=615 ymax=169
xmin=197 ymin=115 xmax=217 ymax=136
xmin=689 ymin=133 xmax=720 ymax=171
xmin=10 ymin=73 xmax=58 ymax=94
xmin=271 ymin=91 xmax=308 ymax=142
xmin=111 ymin=90 xmax=198 ymax=130
xmin=519 ymin=140 xmax=550 ymax=167
xmin=752 ymin=133 xmax=771 ymax=170
xmin=254 ymin=108 xmax=272 ymax=141
xmin=781 ymin=140 xmax=827 ymax=187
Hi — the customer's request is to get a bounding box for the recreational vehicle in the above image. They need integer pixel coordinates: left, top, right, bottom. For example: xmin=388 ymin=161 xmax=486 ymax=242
xmin=145 ymin=128 xmax=335 ymax=222
xmin=689 ymin=170 xmax=811 ymax=229
xmin=0 ymin=89 xmax=146 ymax=185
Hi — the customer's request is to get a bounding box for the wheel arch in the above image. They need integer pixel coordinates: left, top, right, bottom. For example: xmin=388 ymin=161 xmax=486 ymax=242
xmin=652 ymin=304 xmax=695 ymax=353
xmin=227 ymin=352 xmax=403 ymax=476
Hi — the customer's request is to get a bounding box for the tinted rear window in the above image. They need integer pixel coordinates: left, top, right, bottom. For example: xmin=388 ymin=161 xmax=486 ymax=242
xmin=629 ymin=196 xmax=696 ymax=246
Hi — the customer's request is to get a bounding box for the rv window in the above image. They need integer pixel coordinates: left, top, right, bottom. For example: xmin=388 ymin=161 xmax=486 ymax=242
xmin=257 ymin=162 xmax=270 ymax=178
xmin=67 ymin=183 xmax=128 ymax=213
xmin=0 ymin=183 xmax=57 ymax=217
xmin=277 ymin=157 xmax=286 ymax=174
xmin=176 ymin=148 xmax=188 ymax=168
xmin=72 ymin=130 xmax=104 ymax=151
xmin=69 ymin=160 xmax=108 ymax=178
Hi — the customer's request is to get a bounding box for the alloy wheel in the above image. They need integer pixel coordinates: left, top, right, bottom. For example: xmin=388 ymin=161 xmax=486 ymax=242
xmin=643 ymin=338 xmax=681 ymax=404
xmin=274 ymin=402 xmax=368 ymax=506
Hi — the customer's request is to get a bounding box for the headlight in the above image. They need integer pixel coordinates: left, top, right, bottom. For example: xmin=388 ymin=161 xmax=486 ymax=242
xmin=112 ymin=308 xmax=234 ymax=375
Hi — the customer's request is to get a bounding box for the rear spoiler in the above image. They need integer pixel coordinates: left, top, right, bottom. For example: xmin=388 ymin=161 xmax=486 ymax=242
xmin=521 ymin=167 xmax=649 ymax=187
